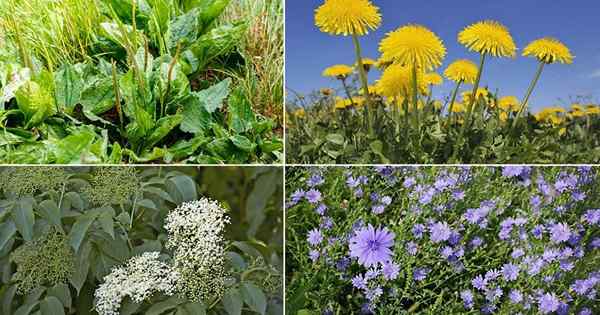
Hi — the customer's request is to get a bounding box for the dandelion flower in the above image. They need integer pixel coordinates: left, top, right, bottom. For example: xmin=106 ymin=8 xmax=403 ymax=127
xmin=452 ymin=102 xmax=465 ymax=113
xmin=499 ymin=111 xmax=509 ymax=122
xmin=293 ymin=108 xmax=305 ymax=118
xmin=458 ymin=20 xmax=516 ymax=57
xmin=322 ymin=64 xmax=354 ymax=79
xmin=498 ymin=96 xmax=520 ymax=112
xmin=462 ymin=88 xmax=489 ymax=104
xmin=335 ymin=97 xmax=351 ymax=109
xmin=586 ymin=105 xmax=600 ymax=115
xmin=314 ymin=0 xmax=381 ymax=36
xmin=379 ymin=24 xmax=447 ymax=71
xmin=444 ymin=59 xmax=478 ymax=84
xmin=355 ymin=58 xmax=377 ymax=71
xmin=376 ymin=64 xmax=426 ymax=98
xmin=424 ymin=72 xmax=443 ymax=86
xmin=320 ymin=88 xmax=334 ymax=96
xmin=523 ymin=37 xmax=573 ymax=64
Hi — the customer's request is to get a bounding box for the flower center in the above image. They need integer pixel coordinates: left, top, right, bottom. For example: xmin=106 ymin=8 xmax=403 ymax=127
xmin=367 ymin=239 xmax=380 ymax=251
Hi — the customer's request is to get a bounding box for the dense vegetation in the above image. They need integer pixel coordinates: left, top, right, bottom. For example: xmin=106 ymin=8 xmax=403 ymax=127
xmin=0 ymin=166 xmax=283 ymax=314
xmin=0 ymin=0 xmax=283 ymax=164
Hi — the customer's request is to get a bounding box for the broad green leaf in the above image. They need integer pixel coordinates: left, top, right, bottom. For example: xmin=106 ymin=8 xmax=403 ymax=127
xmin=145 ymin=297 xmax=184 ymax=315
xmin=240 ymin=282 xmax=267 ymax=315
xmin=185 ymin=23 xmax=246 ymax=72
xmin=177 ymin=302 xmax=206 ymax=315
xmin=198 ymin=0 xmax=231 ymax=27
xmin=49 ymin=126 xmax=101 ymax=164
xmin=15 ymin=81 xmax=56 ymax=128
xmin=2 ymin=285 xmax=17 ymax=315
xmin=146 ymin=115 xmax=183 ymax=148
xmin=222 ymin=288 xmax=243 ymax=315
xmin=228 ymin=88 xmax=255 ymax=134
xmin=97 ymin=208 xmax=116 ymax=239
xmin=230 ymin=135 xmax=256 ymax=153
xmin=0 ymin=221 xmax=17 ymax=251
xmin=46 ymin=284 xmax=72 ymax=309
xmin=195 ymin=78 xmax=231 ymax=113
xmin=54 ymin=64 xmax=82 ymax=114
xmin=68 ymin=211 xmax=100 ymax=252
xmin=37 ymin=200 xmax=63 ymax=232
xmin=143 ymin=186 xmax=175 ymax=203
xmin=11 ymin=197 xmax=35 ymax=241
xmin=79 ymin=77 xmax=115 ymax=114
xmin=166 ymin=175 xmax=197 ymax=203
xmin=14 ymin=301 xmax=38 ymax=315
xmin=326 ymin=134 xmax=344 ymax=146
xmin=40 ymin=296 xmax=64 ymax=315
xmin=167 ymin=8 xmax=200 ymax=51
xmin=245 ymin=171 xmax=277 ymax=237
xmin=180 ymin=93 xmax=214 ymax=134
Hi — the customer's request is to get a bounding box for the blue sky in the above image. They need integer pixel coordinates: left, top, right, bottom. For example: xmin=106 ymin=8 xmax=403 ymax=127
xmin=286 ymin=0 xmax=600 ymax=110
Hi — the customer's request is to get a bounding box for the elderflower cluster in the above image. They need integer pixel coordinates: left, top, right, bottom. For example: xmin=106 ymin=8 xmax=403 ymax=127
xmin=83 ymin=167 xmax=141 ymax=205
xmin=94 ymin=252 xmax=179 ymax=315
xmin=10 ymin=229 xmax=75 ymax=294
xmin=0 ymin=167 xmax=67 ymax=196
xmin=164 ymin=198 xmax=230 ymax=302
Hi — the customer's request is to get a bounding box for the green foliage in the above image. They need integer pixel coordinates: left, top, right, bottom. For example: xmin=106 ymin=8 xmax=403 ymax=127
xmin=0 ymin=0 xmax=283 ymax=164
xmin=286 ymin=91 xmax=600 ymax=163
xmin=0 ymin=166 xmax=283 ymax=314
xmin=0 ymin=167 xmax=68 ymax=197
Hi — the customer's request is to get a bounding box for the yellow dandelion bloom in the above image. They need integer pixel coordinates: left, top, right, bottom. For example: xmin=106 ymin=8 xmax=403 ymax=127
xmin=462 ymin=88 xmax=489 ymax=104
xmin=334 ymin=97 xmax=351 ymax=109
xmin=571 ymin=103 xmax=584 ymax=112
xmin=559 ymin=127 xmax=567 ymax=136
xmin=498 ymin=96 xmax=520 ymax=112
xmin=353 ymin=96 xmax=366 ymax=107
xmin=375 ymin=64 xmax=426 ymax=98
xmin=322 ymin=64 xmax=354 ymax=79
xmin=358 ymin=85 xmax=379 ymax=96
xmin=535 ymin=107 xmax=566 ymax=124
xmin=586 ymin=106 xmax=600 ymax=115
xmin=424 ymin=72 xmax=443 ymax=86
xmin=523 ymin=37 xmax=573 ymax=64
xmin=444 ymin=59 xmax=478 ymax=84
xmin=458 ymin=20 xmax=516 ymax=57
xmin=293 ymin=108 xmax=305 ymax=118
xmin=433 ymin=100 xmax=443 ymax=110
xmin=315 ymin=0 xmax=381 ymax=36
xmin=499 ymin=111 xmax=509 ymax=122
xmin=451 ymin=102 xmax=465 ymax=113
xmin=379 ymin=24 xmax=447 ymax=71
xmin=569 ymin=110 xmax=586 ymax=118
xmin=356 ymin=58 xmax=377 ymax=67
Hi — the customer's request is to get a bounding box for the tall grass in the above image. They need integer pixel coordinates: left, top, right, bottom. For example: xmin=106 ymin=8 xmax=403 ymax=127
xmin=0 ymin=0 xmax=103 ymax=70
xmin=221 ymin=0 xmax=284 ymax=125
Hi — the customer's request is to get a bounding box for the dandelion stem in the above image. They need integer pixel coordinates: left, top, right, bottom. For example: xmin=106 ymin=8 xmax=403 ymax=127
xmin=340 ymin=78 xmax=355 ymax=107
xmin=447 ymin=80 xmax=463 ymax=122
xmin=513 ymin=61 xmax=545 ymax=128
xmin=462 ymin=53 xmax=486 ymax=133
xmin=411 ymin=65 xmax=420 ymax=130
xmin=351 ymin=32 xmax=373 ymax=134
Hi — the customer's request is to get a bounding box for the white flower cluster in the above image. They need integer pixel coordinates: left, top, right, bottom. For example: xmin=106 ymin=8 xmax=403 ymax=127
xmin=164 ymin=198 xmax=230 ymax=302
xmin=94 ymin=252 xmax=179 ymax=315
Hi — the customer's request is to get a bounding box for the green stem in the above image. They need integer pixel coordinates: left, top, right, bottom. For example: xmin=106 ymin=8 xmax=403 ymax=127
xmin=447 ymin=80 xmax=463 ymax=121
xmin=411 ymin=65 xmax=420 ymax=130
xmin=513 ymin=61 xmax=545 ymax=128
xmin=351 ymin=32 xmax=372 ymax=134
xmin=462 ymin=53 xmax=487 ymax=134
xmin=340 ymin=78 xmax=355 ymax=106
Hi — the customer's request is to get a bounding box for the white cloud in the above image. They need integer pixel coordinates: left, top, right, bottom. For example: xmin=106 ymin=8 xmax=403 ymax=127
xmin=590 ymin=69 xmax=600 ymax=78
